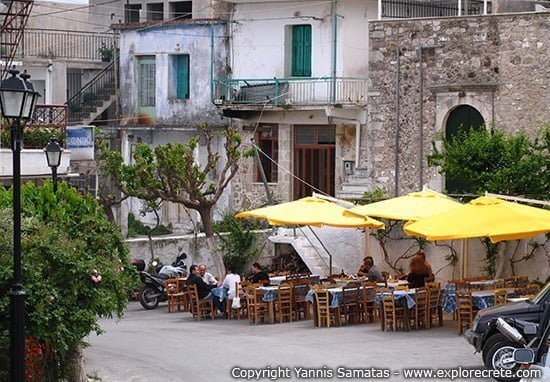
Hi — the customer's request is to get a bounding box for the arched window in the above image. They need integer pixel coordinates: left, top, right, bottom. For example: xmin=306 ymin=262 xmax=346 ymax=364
xmin=445 ymin=105 xmax=485 ymax=193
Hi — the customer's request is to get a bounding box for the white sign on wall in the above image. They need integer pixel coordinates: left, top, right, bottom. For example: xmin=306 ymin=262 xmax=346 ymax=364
xmin=67 ymin=125 xmax=94 ymax=161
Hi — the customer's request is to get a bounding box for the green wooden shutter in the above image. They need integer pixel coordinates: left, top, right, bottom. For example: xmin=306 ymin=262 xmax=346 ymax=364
xmin=292 ymin=25 xmax=311 ymax=77
xmin=176 ymin=55 xmax=189 ymax=99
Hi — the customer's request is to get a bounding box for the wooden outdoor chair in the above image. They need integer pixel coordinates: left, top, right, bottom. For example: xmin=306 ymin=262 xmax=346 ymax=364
xmin=313 ymin=289 xmax=340 ymax=327
xmin=164 ymin=278 xmax=186 ymax=313
xmin=494 ymin=289 xmax=508 ymax=306
xmin=381 ymin=292 xmax=405 ymax=332
xmin=245 ymin=286 xmax=269 ymax=324
xmin=359 ymin=282 xmax=377 ymax=324
xmin=410 ymin=287 xmax=429 ymax=330
xmin=457 ymin=290 xmax=474 ymax=335
xmin=427 ymin=284 xmax=442 ymax=328
xmin=277 ymin=283 xmax=293 ymax=323
xmin=293 ymin=282 xmax=311 ymax=321
xmin=227 ymin=281 xmax=248 ymax=320
xmin=187 ymin=284 xmax=215 ymax=321
xmin=341 ymin=286 xmax=360 ymax=325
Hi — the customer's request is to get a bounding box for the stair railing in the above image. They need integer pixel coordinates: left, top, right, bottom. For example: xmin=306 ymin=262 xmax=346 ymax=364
xmin=65 ymin=61 xmax=115 ymax=123
xmin=296 ymin=226 xmax=333 ymax=275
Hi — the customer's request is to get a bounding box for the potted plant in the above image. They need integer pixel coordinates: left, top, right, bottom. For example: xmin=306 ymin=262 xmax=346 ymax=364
xmin=98 ymin=43 xmax=113 ymax=62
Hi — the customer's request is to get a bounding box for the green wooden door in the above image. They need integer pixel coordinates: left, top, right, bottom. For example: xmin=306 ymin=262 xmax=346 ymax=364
xmin=445 ymin=105 xmax=485 ymax=193
xmin=291 ymin=25 xmax=312 ymax=77
xmin=137 ymin=56 xmax=156 ymax=123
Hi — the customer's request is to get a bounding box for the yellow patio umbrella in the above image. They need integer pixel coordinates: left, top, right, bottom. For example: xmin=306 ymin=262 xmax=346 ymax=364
xmin=345 ymin=188 xmax=462 ymax=221
xmin=235 ymin=196 xmax=385 ymax=229
xmin=404 ymin=196 xmax=550 ymax=243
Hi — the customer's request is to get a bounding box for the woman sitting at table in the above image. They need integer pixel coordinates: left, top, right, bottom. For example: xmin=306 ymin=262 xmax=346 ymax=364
xmin=406 ymin=256 xmax=431 ymax=288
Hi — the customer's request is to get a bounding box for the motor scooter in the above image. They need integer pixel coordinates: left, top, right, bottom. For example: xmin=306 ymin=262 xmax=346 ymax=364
xmin=137 ymin=253 xmax=188 ymax=310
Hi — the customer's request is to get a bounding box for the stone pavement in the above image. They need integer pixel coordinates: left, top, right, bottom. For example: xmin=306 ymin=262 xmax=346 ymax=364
xmin=84 ymin=302 xmax=484 ymax=382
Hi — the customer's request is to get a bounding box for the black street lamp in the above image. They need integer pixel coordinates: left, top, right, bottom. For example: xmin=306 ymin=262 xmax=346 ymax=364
xmin=44 ymin=138 xmax=63 ymax=193
xmin=0 ymin=67 xmax=40 ymax=382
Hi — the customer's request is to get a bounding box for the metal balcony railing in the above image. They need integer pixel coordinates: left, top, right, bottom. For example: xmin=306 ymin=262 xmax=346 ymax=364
xmin=28 ymin=105 xmax=68 ymax=131
xmin=213 ymin=77 xmax=368 ymax=106
xmin=15 ymin=28 xmax=118 ymax=61
xmin=380 ymin=0 xmax=491 ymax=18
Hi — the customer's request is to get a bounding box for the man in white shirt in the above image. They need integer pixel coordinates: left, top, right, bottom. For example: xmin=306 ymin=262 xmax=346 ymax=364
xmin=222 ymin=267 xmax=241 ymax=300
xmin=198 ymin=264 xmax=218 ymax=285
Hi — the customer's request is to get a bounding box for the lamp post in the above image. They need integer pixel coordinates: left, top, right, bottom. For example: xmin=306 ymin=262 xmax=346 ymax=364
xmin=0 ymin=67 xmax=40 ymax=382
xmin=418 ymin=44 xmax=443 ymax=189
xmin=44 ymin=138 xmax=63 ymax=193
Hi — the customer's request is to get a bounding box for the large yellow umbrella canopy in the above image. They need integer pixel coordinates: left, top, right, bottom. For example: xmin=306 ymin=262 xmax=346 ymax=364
xmin=404 ymin=196 xmax=550 ymax=243
xmin=235 ymin=196 xmax=385 ymax=229
xmin=346 ymin=188 xmax=462 ymax=221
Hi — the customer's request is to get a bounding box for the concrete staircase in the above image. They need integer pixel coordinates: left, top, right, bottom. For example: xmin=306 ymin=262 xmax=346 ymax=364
xmin=268 ymin=228 xmax=340 ymax=276
xmin=336 ymin=167 xmax=371 ymax=200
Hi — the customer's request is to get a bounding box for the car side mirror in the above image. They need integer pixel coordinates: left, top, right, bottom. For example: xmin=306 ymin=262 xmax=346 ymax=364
xmin=513 ymin=348 xmax=535 ymax=364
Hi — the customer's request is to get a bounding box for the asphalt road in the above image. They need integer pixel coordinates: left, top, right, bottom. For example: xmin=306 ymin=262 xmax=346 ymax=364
xmin=84 ymin=302 xmax=484 ymax=382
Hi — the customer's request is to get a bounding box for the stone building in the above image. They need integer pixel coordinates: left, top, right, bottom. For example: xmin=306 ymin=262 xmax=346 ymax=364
xmin=365 ymin=11 xmax=550 ymax=195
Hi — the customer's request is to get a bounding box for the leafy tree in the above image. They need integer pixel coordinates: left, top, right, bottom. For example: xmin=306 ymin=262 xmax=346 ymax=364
xmin=429 ymin=124 xmax=549 ymax=276
xmin=0 ymin=182 xmax=135 ymax=381
xmin=101 ymin=124 xmax=250 ymax=237
xmin=428 ymin=125 xmax=549 ymax=199
xmin=213 ymin=213 xmax=261 ymax=275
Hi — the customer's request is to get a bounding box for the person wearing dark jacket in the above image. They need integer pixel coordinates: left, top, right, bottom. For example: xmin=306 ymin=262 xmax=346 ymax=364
xmin=187 ymin=264 xmax=224 ymax=313
xmin=247 ymin=263 xmax=270 ymax=286
xmin=406 ymin=256 xmax=431 ymax=289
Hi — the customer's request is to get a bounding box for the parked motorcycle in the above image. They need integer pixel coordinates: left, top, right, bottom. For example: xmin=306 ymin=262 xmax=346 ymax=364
xmin=138 ymin=253 xmax=188 ymax=310
xmin=491 ymin=303 xmax=550 ymax=381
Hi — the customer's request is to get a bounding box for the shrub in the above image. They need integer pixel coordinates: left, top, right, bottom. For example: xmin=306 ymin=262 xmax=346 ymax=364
xmin=127 ymin=212 xmax=172 ymax=238
xmin=0 ymin=181 xmax=136 ymax=381
xmin=213 ymin=213 xmax=262 ymax=275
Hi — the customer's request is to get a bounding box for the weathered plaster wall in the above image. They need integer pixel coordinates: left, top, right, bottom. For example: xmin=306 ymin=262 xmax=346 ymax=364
xmin=126 ymin=230 xmax=272 ymax=277
xmin=119 ymin=23 xmax=228 ymax=127
xmin=367 ymin=12 xmax=550 ymax=195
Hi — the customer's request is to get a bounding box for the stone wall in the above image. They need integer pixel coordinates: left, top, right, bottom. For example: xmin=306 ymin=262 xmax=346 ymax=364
xmin=126 ymin=230 xmax=273 ymax=277
xmin=367 ymin=12 xmax=550 ymax=195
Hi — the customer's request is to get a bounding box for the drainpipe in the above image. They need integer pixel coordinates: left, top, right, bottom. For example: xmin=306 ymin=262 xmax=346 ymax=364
xmin=394 ymin=47 xmax=400 ymax=196
xmin=210 ymin=25 xmax=214 ymax=102
xmin=331 ymin=2 xmax=338 ymax=103
xmin=354 ymin=120 xmax=360 ymax=168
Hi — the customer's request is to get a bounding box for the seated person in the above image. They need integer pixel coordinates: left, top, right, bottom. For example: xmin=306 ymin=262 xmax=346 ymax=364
xmin=199 ymin=264 xmax=219 ymax=285
xmin=187 ymin=264 xmax=224 ymax=313
xmin=357 ymin=257 xmax=384 ymax=282
xmin=406 ymin=256 xmax=431 ymax=289
xmin=222 ymin=266 xmax=241 ymax=300
xmin=416 ymin=252 xmax=435 ymax=283
xmin=247 ymin=263 xmax=270 ymax=286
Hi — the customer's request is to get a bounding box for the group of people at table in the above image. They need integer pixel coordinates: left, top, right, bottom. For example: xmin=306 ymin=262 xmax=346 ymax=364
xmin=179 ymin=252 xmax=536 ymax=331
xmin=182 ymin=251 xmax=436 ymax=320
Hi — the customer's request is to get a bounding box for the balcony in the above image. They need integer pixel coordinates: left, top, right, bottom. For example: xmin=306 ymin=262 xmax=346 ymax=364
xmin=379 ymin=0 xmax=490 ymax=18
xmin=213 ymin=77 xmax=368 ymax=108
xmin=0 ymin=104 xmax=70 ymax=180
xmin=15 ymin=29 xmax=118 ymax=62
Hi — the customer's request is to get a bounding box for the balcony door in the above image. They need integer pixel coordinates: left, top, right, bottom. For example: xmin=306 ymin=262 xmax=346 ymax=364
xmin=293 ymin=125 xmax=335 ymax=199
xmin=291 ymin=25 xmax=311 ymax=77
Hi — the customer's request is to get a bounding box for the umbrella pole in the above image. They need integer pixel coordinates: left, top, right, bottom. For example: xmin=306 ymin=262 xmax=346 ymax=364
xmin=461 ymin=238 xmax=469 ymax=279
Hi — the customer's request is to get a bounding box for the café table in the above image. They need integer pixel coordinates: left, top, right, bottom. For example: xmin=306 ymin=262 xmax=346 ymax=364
xmin=441 ymin=285 xmax=517 ymax=313
xmin=305 ymin=286 xmax=374 ymax=326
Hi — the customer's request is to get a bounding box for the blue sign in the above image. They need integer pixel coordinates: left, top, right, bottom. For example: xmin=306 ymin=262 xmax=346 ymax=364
xmin=67 ymin=125 xmax=94 ymax=160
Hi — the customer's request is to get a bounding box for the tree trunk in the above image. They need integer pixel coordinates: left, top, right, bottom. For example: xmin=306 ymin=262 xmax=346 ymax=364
xmin=198 ymin=205 xmax=214 ymax=238
xmin=65 ymin=342 xmax=86 ymax=382
xmin=495 ymin=242 xmax=509 ymax=279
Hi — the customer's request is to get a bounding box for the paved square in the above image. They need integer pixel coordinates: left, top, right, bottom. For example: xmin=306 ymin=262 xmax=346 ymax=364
xmin=85 ymin=302 xmax=485 ymax=381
